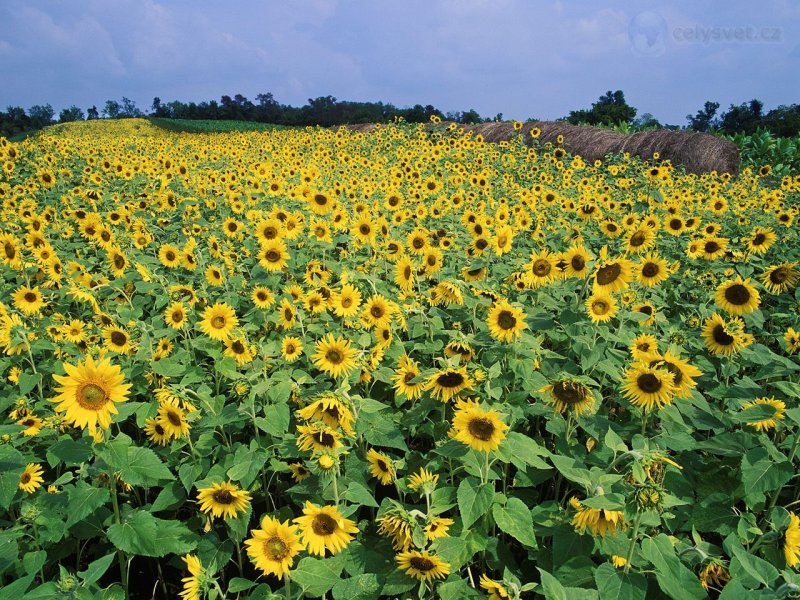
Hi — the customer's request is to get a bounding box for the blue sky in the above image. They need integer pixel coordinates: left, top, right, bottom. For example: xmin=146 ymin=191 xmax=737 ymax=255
xmin=0 ymin=0 xmax=797 ymax=125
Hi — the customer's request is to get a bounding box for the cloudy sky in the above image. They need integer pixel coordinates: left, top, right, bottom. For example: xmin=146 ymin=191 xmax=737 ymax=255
xmin=0 ymin=0 xmax=797 ymax=125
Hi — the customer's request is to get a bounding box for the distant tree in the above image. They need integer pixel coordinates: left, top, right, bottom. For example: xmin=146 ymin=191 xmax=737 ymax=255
xmin=634 ymin=112 xmax=661 ymax=128
xmin=458 ymin=109 xmax=482 ymax=124
xmin=120 ymin=97 xmax=143 ymax=117
xmin=28 ymin=104 xmax=55 ymax=128
xmin=686 ymin=101 xmax=720 ymax=132
xmin=151 ymin=97 xmax=169 ymax=117
xmin=567 ymin=90 xmax=637 ymax=126
xmin=86 ymin=105 xmax=99 ymax=120
xmin=0 ymin=106 xmax=30 ymax=137
xmin=719 ymin=99 xmax=764 ymax=135
xmin=493 ymin=113 xmax=504 ymax=122
xmin=762 ymin=104 xmax=800 ymax=137
xmin=102 ymin=100 xmax=122 ymax=119
xmin=59 ymin=105 xmax=85 ymax=123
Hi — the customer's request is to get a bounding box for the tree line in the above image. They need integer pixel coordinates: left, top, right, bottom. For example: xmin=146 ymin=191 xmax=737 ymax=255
xmin=1 ymin=91 xmax=798 ymax=139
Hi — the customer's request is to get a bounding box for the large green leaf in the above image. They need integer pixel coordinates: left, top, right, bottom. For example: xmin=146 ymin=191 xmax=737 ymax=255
xmin=492 ymin=497 xmax=537 ymax=549
xmin=594 ymin=563 xmax=647 ymax=600
xmin=96 ymin=434 xmax=174 ymax=487
xmin=291 ymin=554 xmax=346 ymax=597
xmin=640 ymin=534 xmax=706 ymax=600
xmin=457 ymin=478 xmax=494 ymax=529
xmin=107 ymin=510 xmax=198 ymax=557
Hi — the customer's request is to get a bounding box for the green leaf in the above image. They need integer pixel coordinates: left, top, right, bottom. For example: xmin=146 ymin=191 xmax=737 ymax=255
xmin=257 ymin=401 xmax=290 ymax=437
xmin=457 ymin=478 xmax=494 ymax=529
xmin=97 ymin=435 xmax=175 ymax=487
xmin=640 ymin=534 xmax=706 ymax=600
xmin=492 ymin=497 xmax=537 ymax=549
xmin=724 ymin=534 xmax=779 ymax=587
xmin=150 ymin=481 xmax=186 ymax=512
xmin=150 ymin=356 xmax=186 ymax=378
xmin=332 ymin=573 xmax=382 ymax=600
xmin=107 ymin=510 xmax=198 ymax=557
xmin=538 ymin=568 xmax=568 ymax=600
xmin=604 ymin=428 xmax=628 ymax=453
xmin=227 ymin=578 xmax=256 ymax=593
xmin=438 ymin=578 xmax=484 ymax=599
xmin=46 ymin=437 xmax=93 ymax=467
xmin=497 ymin=432 xmax=551 ymax=470
xmin=741 ymin=447 xmax=793 ymax=505
xmin=0 ymin=445 xmax=26 ymax=510
xmin=17 ymin=372 xmax=41 ymax=396
xmin=79 ymin=553 xmax=116 ymax=587
xmin=594 ymin=563 xmax=647 ymax=600
xmin=66 ymin=482 xmax=110 ymax=527
xmin=343 ymin=482 xmax=379 ymax=508
xmin=291 ymin=555 xmax=346 ymax=597
xmin=579 ymin=494 xmax=626 ymax=511
xmin=549 ymin=455 xmax=592 ymax=487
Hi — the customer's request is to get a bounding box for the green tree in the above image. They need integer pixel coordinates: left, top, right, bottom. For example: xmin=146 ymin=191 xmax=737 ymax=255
xmin=567 ymin=90 xmax=637 ymax=126
xmin=686 ymin=101 xmax=720 ymax=132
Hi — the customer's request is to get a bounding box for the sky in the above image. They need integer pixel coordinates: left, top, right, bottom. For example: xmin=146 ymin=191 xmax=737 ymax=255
xmin=0 ymin=0 xmax=797 ymax=125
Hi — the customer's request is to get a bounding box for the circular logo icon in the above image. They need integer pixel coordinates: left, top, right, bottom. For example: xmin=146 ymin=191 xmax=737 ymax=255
xmin=628 ymin=11 xmax=668 ymax=57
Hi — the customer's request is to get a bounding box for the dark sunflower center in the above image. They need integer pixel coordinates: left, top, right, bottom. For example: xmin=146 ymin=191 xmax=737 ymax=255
xmin=265 ymin=250 xmax=280 ymax=262
xmin=24 ymin=292 xmax=37 ymax=303
xmin=712 ymin=324 xmax=735 ymax=345
xmin=412 ymin=238 xmax=424 ymax=249
xmin=403 ymin=266 xmax=411 ymax=279
xmin=312 ymin=513 xmax=338 ymax=535
xmin=326 ymin=350 xmax=343 ymax=365
xmin=110 ymin=331 xmax=127 ymax=346
xmin=404 ymin=371 xmax=416 ymax=384
xmin=78 ymin=383 xmax=108 ymax=409
xmin=475 ymin=239 xmax=488 ymax=250
xmin=314 ymin=194 xmax=328 ymax=206
xmin=437 ymin=372 xmax=464 ymax=388
xmin=4 ymin=243 xmax=16 ymax=259
xmin=231 ymin=341 xmax=245 ymax=353
xmin=553 ymin=381 xmax=588 ymax=404
xmin=284 ymin=309 xmax=293 ymax=321
xmin=409 ymin=557 xmax=435 ymax=572
xmin=341 ymin=296 xmax=352 ymax=308
xmin=752 ymin=234 xmax=766 ymax=246
xmin=155 ymin=423 xmax=165 ymax=435
xmin=21 ymin=473 xmax=31 ymax=484
xmin=571 ymin=255 xmax=586 ymax=271
xmin=596 ymin=263 xmax=621 ymax=285
xmin=172 ymin=309 xmax=184 ymax=322
xmin=724 ymin=284 xmax=750 ymax=306
xmin=638 ymin=305 xmax=653 ymax=316
xmin=376 ymin=459 xmax=389 ymax=472
xmin=497 ymin=310 xmax=517 ymax=330
xmin=592 ymin=300 xmax=609 ymax=314
xmin=770 ymin=267 xmax=789 ymax=284
xmin=265 ymin=536 xmax=289 ymax=560
xmin=370 ymin=305 xmax=384 ymax=318
xmin=642 ymin=263 xmax=659 ymax=278
xmin=629 ymin=232 xmax=646 ymax=247
xmin=114 ymin=255 xmax=125 ymax=269
xmin=166 ymin=251 xmax=175 ymax=261
xmin=285 ymin=343 xmax=296 ymax=354
xmin=166 ymin=410 xmax=182 ymax=427
xmin=468 ymin=417 xmax=495 ymax=441
xmin=669 ymin=219 xmax=682 ymax=230
xmin=212 ymin=316 xmax=226 ymax=329
xmin=704 ymin=241 xmax=720 ymax=253
xmin=532 ymin=259 xmax=551 ymax=276
xmin=263 ymin=226 xmax=278 ymax=239
xmin=637 ymin=373 xmax=662 ymax=394
xmin=212 ymin=489 xmax=234 ymax=504
xmin=663 ymin=362 xmax=683 ymax=386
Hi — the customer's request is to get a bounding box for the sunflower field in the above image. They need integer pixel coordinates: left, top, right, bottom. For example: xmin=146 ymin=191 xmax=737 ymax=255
xmin=1 ymin=117 xmax=799 ymax=600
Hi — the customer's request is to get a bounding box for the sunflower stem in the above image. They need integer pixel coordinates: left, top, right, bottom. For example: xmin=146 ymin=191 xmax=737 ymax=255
xmin=623 ymin=511 xmax=643 ymax=574
xmin=332 ymin=468 xmax=340 ymax=508
xmin=109 ymin=476 xmax=130 ymax=600
xmin=285 ymin=573 xmax=292 ymax=600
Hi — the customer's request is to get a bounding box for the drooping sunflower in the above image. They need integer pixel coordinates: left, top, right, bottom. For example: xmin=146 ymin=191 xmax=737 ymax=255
xmin=407 ymin=468 xmax=439 ymax=493
xmin=179 ymin=554 xmax=203 ymax=600
xmin=426 ymin=367 xmax=473 ymax=402
xmin=622 ymin=363 xmax=676 ymax=412
xmin=395 ymin=551 xmax=450 ymax=582
xmin=450 ymin=399 xmax=509 ymax=452
xmin=486 ymin=299 xmax=527 ymax=342
xmin=784 ymin=512 xmax=800 ymax=567
xmin=281 ymin=336 xmax=303 ymax=362
xmin=19 ymin=463 xmax=44 ymax=493
xmin=570 ymin=497 xmax=626 ymax=537
xmin=50 ymin=355 xmax=131 ymax=433
xmin=296 ymin=423 xmax=344 ymax=453
xmin=309 ymin=333 xmax=359 ymax=378
xmin=199 ymin=302 xmax=238 ymax=341
xmin=540 ymin=378 xmax=596 ymax=416
xmin=164 ymin=301 xmax=188 ymax=330
xmin=331 ymin=283 xmax=362 ymax=318
xmin=296 ymin=394 xmax=355 ymax=436
xmin=714 ymin=276 xmax=760 ymax=315
xmin=245 ymin=515 xmax=304 ymax=580
xmin=586 ymin=292 xmax=618 ymax=323
xmin=12 ymin=285 xmax=45 ymax=315
xmin=196 ymin=482 xmax=252 ymax=520
xmin=636 ymin=253 xmax=670 ymax=287
xmin=377 ymin=509 xmax=414 ymax=551
xmin=742 ymin=398 xmax=786 ymax=432
xmin=367 ymin=448 xmax=395 ymax=485
xmin=702 ymin=313 xmax=751 ymax=356
xmin=294 ymin=501 xmax=359 ymax=556
xmin=480 ymin=574 xmax=511 ymax=600
xmin=762 ymin=262 xmax=799 ymax=294
xmin=699 ymin=561 xmax=731 ymax=591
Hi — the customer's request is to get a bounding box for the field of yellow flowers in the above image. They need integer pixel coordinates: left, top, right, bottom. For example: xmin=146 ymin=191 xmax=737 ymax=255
xmin=1 ymin=117 xmax=800 ymax=599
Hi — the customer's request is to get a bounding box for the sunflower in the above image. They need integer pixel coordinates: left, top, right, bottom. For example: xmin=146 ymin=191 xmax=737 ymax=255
xmin=592 ymin=250 xmax=633 ymax=293
xmin=312 ymin=334 xmax=359 ymax=379
xmin=424 ymin=517 xmax=454 ymax=541
xmin=367 ymin=448 xmax=395 ymax=485
xmin=257 ymin=239 xmax=290 ymax=272
xmin=245 ymin=515 xmax=304 ymax=580
xmin=0 ymin=233 xmax=23 ymax=269
xmin=570 ymin=497 xmax=625 ymax=537
xmin=19 ymin=463 xmax=44 ymax=493
xmin=281 ymin=336 xmax=303 ymax=362
xmin=395 ymin=551 xmax=450 ymax=582
xmin=395 ymin=256 xmax=415 ymax=291
xmin=294 ymin=501 xmax=358 ymax=556
xmin=480 ymin=575 xmax=511 ymax=600
xmin=252 ymin=286 xmax=275 ymax=309
xmin=144 ymin=417 xmax=171 ymax=445
xmin=158 ymin=244 xmax=182 ymax=268
xmin=17 ymin=414 xmax=43 ymax=436
xmin=699 ymin=561 xmax=730 ymax=591
xmin=636 ymin=253 xmax=669 ymax=287
xmin=624 ymin=227 xmax=655 ymax=254
xmin=650 ymin=350 xmax=702 ymax=399
xmin=179 ymin=554 xmax=203 ymax=600
xmin=632 ymin=302 xmax=656 ymax=326
xmin=308 ymin=191 xmax=334 ymax=215
xmin=296 ymin=423 xmax=343 ymax=453
xmin=786 ymin=327 xmax=800 ymax=354
xmin=560 ymin=244 xmax=592 ymax=279
xmin=199 ymin=302 xmax=238 ymax=341
xmin=742 ymin=398 xmax=786 ymax=431
xmin=288 ymin=462 xmax=311 ymax=482
xmin=103 ymin=326 xmax=133 ymax=354
xmin=715 ymin=277 xmax=760 ymax=315
xmin=164 ymin=301 xmax=188 ymax=330
xmin=450 ymin=399 xmax=509 ymax=452
xmin=362 ymin=294 xmax=392 ymax=328
xmin=540 ymin=378 xmax=596 ymax=416
xmin=486 ymin=299 xmax=527 ymax=342
xmin=630 ymin=334 xmax=659 ymax=361
xmin=277 ymin=298 xmax=296 ymax=330
xmin=622 ymin=363 xmax=676 ymax=411
xmin=196 ymin=482 xmax=252 ymax=519
xmin=585 ymin=292 xmax=618 ymax=323
xmin=699 ymin=237 xmax=728 ymax=261
xmin=525 ymin=250 xmax=557 ymax=288
xmin=377 ymin=512 xmax=414 ymax=551
xmin=331 ymin=283 xmax=362 ymax=318
xmin=784 ymin=512 xmax=800 ymax=567
xmin=51 ymin=355 xmax=131 ymax=433
xmin=426 ymin=367 xmax=473 ymax=402
xmin=762 ymin=262 xmax=799 ymax=294
xmin=702 ymin=313 xmax=751 ymax=356
xmin=224 ymin=336 xmax=255 ymax=365
xmin=12 ymin=286 xmax=45 ymax=315
xmin=392 ymin=356 xmax=425 ymax=401
xmin=296 ymin=394 xmax=355 ymax=436
xmin=746 ymin=226 xmax=776 ymax=254
xmin=407 ymin=468 xmax=439 ymax=494
xmin=157 ymin=399 xmax=191 ymax=439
